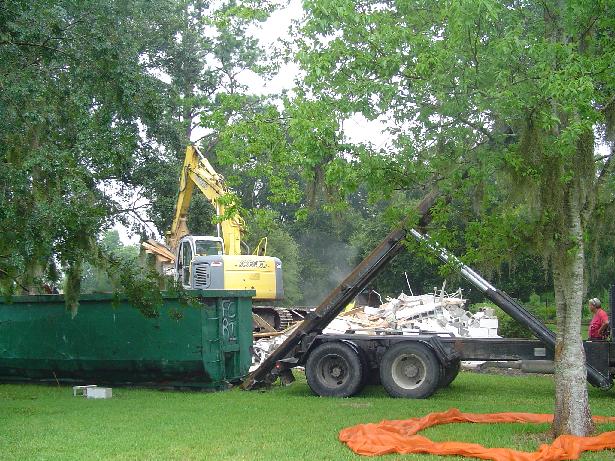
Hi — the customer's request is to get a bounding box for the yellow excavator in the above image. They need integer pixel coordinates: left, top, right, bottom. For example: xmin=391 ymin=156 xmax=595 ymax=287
xmin=142 ymin=145 xmax=283 ymax=301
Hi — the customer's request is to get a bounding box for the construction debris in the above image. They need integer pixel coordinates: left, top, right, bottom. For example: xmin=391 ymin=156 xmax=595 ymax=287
xmin=250 ymin=324 xmax=299 ymax=372
xmin=324 ymin=289 xmax=499 ymax=338
xmin=250 ymin=288 xmax=499 ymax=371
xmin=72 ymin=385 xmax=113 ymax=399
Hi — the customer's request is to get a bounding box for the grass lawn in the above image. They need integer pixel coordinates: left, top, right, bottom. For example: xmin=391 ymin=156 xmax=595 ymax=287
xmin=1 ymin=371 xmax=614 ymax=461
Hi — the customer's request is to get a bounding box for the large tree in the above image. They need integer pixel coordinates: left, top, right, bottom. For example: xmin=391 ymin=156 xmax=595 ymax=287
xmin=0 ymin=0 xmax=282 ymax=308
xmin=294 ymin=0 xmax=614 ymax=436
xmin=0 ymin=0 xmax=178 ymax=302
xmin=134 ymin=0 xmax=278 ymax=236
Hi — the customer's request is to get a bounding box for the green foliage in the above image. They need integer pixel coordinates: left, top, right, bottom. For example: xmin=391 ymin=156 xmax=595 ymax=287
xmin=495 ymin=306 xmax=534 ymax=339
xmin=0 ymin=0 xmax=279 ymax=315
xmin=109 ymin=260 xmax=163 ymax=319
xmin=349 ymin=203 xmax=443 ymax=299
xmin=482 ymin=256 xmax=552 ymax=303
xmin=136 ymin=0 xmax=277 ymax=235
xmin=81 ymin=231 xmax=139 ymax=293
xmin=213 ymin=96 xmax=360 ymax=217
xmin=63 ymin=259 xmax=82 ymax=318
xmin=295 ymin=0 xmax=615 ymax=278
xmin=526 ymin=292 xmax=557 ymax=322
xmin=0 ymin=0 xmax=176 ymax=301
xmin=247 ymin=210 xmax=302 ymax=305
xmin=78 ymin=231 xmax=165 ymax=318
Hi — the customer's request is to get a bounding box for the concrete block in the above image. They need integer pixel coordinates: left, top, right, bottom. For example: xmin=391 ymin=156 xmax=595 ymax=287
xmin=468 ymin=327 xmax=489 ymax=338
xmin=479 ymin=318 xmax=498 ymax=328
xmin=86 ymin=387 xmax=112 ymax=399
xmin=73 ymin=385 xmax=97 ymax=397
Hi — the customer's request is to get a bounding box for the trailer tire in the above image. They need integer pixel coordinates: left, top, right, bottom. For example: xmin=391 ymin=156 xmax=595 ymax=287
xmin=439 ymin=358 xmax=461 ymax=388
xmin=379 ymin=342 xmax=441 ymax=399
xmin=305 ymin=342 xmax=365 ymax=397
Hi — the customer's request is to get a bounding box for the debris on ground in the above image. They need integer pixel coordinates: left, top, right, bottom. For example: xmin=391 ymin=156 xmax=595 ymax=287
xmin=72 ymin=385 xmax=113 ymax=399
xmin=250 ymin=324 xmax=299 ymax=372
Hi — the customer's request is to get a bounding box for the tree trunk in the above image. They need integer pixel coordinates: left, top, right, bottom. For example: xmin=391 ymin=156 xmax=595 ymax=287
xmin=551 ymin=188 xmax=594 ymax=436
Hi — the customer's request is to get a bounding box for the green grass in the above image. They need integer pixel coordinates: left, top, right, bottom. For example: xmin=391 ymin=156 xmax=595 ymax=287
xmin=1 ymin=372 xmax=614 ymax=460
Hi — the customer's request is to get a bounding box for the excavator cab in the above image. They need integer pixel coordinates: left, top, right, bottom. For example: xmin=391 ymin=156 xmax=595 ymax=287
xmin=176 ymin=236 xmax=225 ymax=288
xmin=175 ymin=233 xmax=283 ymax=299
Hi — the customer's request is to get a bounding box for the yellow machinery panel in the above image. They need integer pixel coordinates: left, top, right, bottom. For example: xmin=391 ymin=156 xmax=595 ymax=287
xmin=191 ymin=255 xmax=283 ymax=301
xmin=222 ymin=256 xmax=282 ymax=301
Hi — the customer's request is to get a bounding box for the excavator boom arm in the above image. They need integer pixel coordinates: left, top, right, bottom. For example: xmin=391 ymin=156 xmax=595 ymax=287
xmin=166 ymin=145 xmax=243 ymax=255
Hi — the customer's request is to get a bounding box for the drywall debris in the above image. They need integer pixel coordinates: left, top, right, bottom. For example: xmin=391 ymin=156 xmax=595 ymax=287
xmin=322 ymin=289 xmax=499 ymax=339
xmin=86 ymin=387 xmax=113 ymax=399
xmin=72 ymin=385 xmax=113 ymax=399
xmin=72 ymin=385 xmax=98 ymax=397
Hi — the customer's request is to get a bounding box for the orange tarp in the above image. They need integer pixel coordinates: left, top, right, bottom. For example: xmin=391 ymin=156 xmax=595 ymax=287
xmin=339 ymin=408 xmax=615 ymax=460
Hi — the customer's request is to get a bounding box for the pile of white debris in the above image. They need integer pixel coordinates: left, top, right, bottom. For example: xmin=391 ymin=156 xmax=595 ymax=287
xmin=251 ymin=331 xmax=294 ymax=372
xmin=250 ymin=289 xmax=500 ymax=372
xmin=324 ymin=289 xmax=499 ymax=338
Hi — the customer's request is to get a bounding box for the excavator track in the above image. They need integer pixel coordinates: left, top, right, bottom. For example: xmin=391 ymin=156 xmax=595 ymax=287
xmin=252 ymin=306 xmax=311 ymax=333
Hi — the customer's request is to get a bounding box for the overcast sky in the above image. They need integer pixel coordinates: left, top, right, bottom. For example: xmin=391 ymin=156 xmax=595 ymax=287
xmin=237 ymin=0 xmax=390 ymax=147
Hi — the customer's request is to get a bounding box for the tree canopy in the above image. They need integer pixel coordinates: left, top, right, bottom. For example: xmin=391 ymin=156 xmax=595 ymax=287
xmin=292 ymin=0 xmax=614 ymax=436
xmin=0 ymin=0 xmax=276 ymax=305
xmin=0 ymin=0 xmax=179 ymax=298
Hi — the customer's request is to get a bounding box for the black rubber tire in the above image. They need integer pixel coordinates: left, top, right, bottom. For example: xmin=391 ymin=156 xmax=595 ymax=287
xmin=439 ymin=358 xmax=461 ymax=388
xmin=379 ymin=342 xmax=441 ymax=399
xmin=305 ymin=341 xmax=365 ymax=397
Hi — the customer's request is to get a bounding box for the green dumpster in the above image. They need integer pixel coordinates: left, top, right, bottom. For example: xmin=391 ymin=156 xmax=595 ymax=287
xmin=0 ymin=290 xmax=254 ymax=389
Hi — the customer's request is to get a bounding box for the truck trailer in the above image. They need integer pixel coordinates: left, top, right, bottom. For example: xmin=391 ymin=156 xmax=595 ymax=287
xmin=243 ymin=226 xmax=614 ymax=398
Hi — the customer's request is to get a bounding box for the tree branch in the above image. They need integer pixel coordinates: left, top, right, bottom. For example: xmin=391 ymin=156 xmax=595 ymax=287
xmin=596 ymin=145 xmax=614 ymax=185
xmin=584 ymin=145 xmax=614 ymax=218
xmin=0 ymin=39 xmax=62 ymax=54
xmin=0 ymin=268 xmax=31 ymax=293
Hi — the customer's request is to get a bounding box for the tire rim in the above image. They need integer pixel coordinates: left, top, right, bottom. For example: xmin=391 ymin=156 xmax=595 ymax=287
xmin=317 ymin=353 xmax=349 ymax=388
xmin=391 ymin=353 xmax=426 ymax=389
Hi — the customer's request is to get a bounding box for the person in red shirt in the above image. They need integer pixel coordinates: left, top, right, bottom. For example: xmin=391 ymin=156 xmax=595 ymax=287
xmin=588 ymin=298 xmax=609 ymax=340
